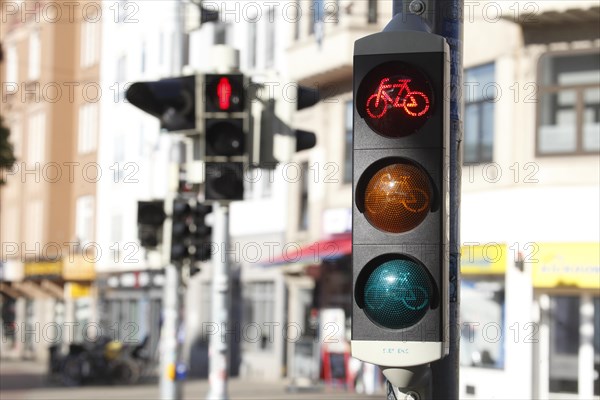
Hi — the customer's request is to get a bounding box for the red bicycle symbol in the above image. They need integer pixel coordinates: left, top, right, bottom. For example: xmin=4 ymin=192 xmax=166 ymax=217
xmin=366 ymin=78 xmax=430 ymax=119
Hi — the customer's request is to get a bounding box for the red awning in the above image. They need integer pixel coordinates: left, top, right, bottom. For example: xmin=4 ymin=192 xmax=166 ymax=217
xmin=260 ymin=233 xmax=352 ymax=267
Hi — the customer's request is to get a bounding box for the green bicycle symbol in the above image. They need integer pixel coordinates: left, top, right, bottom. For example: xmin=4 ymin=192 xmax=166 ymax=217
xmin=364 ymin=272 xmax=430 ymax=311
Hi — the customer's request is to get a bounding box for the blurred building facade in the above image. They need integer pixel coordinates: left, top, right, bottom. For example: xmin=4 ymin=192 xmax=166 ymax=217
xmin=0 ymin=0 xmax=101 ymax=360
xmin=458 ymin=2 xmax=599 ymax=399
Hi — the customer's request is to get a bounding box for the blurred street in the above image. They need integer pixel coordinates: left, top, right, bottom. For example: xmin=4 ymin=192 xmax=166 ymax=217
xmin=0 ymin=360 xmax=381 ymax=400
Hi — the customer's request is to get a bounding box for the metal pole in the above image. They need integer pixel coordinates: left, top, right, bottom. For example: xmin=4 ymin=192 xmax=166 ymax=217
xmin=159 ymin=144 xmax=185 ymax=400
xmin=160 ymin=264 xmax=183 ymax=400
xmin=391 ymin=1 xmax=464 ymax=399
xmin=207 ymin=202 xmax=230 ymax=400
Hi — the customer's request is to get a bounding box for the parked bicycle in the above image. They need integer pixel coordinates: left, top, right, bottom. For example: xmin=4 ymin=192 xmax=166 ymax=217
xmin=49 ymin=335 xmax=151 ymax=386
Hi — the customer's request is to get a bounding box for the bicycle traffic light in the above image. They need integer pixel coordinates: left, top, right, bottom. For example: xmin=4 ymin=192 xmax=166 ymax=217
xmin=170 ymin=198 xmax=213 ymax=263
xmin=351 ymin=30 xmax=450 ymax=367
xmin=137 ymin=201 xmax=166 ymax=248
xmin=202 ymin=74 xmax=248 ymax=200
xmin=126 ymin=76 xmax=196 ymax=132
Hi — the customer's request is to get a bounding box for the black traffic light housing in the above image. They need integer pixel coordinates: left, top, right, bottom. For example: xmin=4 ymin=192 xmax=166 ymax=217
xmin=170 ymin=198 xmax=213 ymax=264
xmin=202 ymin=73 xmax=248 ymax=201
xmin=251 ymin=84 xmax=318 ymax=169
xmin=126 ymin=76 xmax=196 ymax=132
xmin=351 ymin=30 xmax=450 ymax=368
xmin=137 ymin=200 xmax=166 ymax=248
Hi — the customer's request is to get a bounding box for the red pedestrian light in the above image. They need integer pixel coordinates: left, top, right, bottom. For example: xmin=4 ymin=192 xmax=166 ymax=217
xmin=217 ymin=77 xmax=232 ymax=110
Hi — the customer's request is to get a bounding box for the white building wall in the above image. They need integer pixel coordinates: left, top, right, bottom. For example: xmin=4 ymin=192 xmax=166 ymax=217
xmin=96 ymin=1 xmax=179 ymax=273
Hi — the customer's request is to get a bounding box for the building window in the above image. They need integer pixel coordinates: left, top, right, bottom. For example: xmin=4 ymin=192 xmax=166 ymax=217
xmin=368 ymin=0 xmax=378 ymax=24
xmin=214 ymin=23 xmax=227 ymax=45
xmin=10 ymin=120 xmax=22 ymax=160
xmin=80 ymin=21 xmax=100 ymax=67
xmin=28 ymin=29 xmax=41 ymax=81
xmin=293 ymin=0 xmax=300 ymax=40
xmin=464 ymin=63 xmax=495 ymax=164
xmin=78 ymin=103 xmax=98 ymax=154
xmin=265 ymin=7 xmax=276 ymax=68
xmin=242 ymin=281 xmax=275 ymax=351
xmin=299 ymin=162 xmax=309 ymax=231
xmin=248 ymin=22 xmax=257 ymax=69
xmin=344 ymin=100 xmax=353 ymax=183
xmin=6 ymin=44 xmax=18 ymax=84
xmin=26 ymin=200 xmax=43 ymax=249
xmin=538 ymin=51 xmax=600 ymax=155
xmin=310 ymin=0 xmax=324 ymax=35
xmin=158 ymin=31 xmax=164 ymax=65
xmin=76 ymin=195 xmax=95 ymax=245
xmin=27 ymin=112 xmax=45 ymax=164
xmin=140 ymin=41 xmax=146 ymax=73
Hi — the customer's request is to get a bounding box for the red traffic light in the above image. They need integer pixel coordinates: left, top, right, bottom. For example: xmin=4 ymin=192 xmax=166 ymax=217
xmin=357 ymin=61 xmax=433 ymax=138
xmin=205 ymin=74 xmax=244 ymax=113
xmin=217 ymin=77 xmax=232 ymax=110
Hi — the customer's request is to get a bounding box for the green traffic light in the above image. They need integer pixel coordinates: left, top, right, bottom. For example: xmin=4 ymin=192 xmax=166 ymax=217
xmin=362 ymin=258 xmax=432 ymax=329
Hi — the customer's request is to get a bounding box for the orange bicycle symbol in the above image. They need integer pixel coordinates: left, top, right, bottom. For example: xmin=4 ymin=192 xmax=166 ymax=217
xmin=366 ymin=78 xmax=430 ymax=119
xmin=366 ymin=173 xmax=430 ymax=214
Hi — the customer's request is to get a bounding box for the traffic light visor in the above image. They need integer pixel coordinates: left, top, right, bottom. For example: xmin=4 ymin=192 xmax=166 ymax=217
xmin=357 ymin=61 xmax=433 ymax=137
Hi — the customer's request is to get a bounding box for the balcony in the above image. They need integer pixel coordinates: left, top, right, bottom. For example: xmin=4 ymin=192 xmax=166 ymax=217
xmin=286 ymin=4 xmax=389 ymax=85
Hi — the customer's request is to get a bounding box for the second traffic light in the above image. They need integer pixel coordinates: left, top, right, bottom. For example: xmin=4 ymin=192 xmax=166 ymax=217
xmin=202 ymin=74 xmax=248 ymax=201
xmin=352 ymin=30 xmax=450 ymax=368
xmin=171 ymin=198 xmax=213 ymax=263
xmin=137 ymin=200 xmax=166 ymax=248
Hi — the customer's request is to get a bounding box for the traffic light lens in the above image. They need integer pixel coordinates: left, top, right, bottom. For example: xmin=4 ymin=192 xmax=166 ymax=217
xmin=217 ymin=77 xmax=232 ymax=110
xmin=206 ymin=120 xmax=244 ymax=156
xmin=362 ymin=258 xmax=432 ymax=329
xmin=357 ymin=61 xmax=433 ymax=137
xmin=363 ymin=163 xmax=431 ymax=233
xmin=205 ymin=74 xmax=244 ymax=113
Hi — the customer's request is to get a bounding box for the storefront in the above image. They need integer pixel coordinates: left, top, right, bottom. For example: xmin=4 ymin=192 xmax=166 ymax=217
xmin=96 ymin=270 xmax=164 ymax=362
xmin=460 ymin=243 xmax=507 ymax=371
xmin=532 ymin=243 xmax=600 ymax=399
xmin=459 ymin=242 xmax=600 ymax=400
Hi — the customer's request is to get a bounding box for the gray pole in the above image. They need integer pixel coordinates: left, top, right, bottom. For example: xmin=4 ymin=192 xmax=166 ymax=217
xmin=206 ymin=202 xmax=230 ymax=400
xmin=159 ymin=1 xmax=187 ymax=398
xmin=159 ymin=144 xmax=185 ymax=400
xmin=160 ymin=264 xmax=183 ymax=400
xmin=391 ymin=1 xmax=464 ymax=399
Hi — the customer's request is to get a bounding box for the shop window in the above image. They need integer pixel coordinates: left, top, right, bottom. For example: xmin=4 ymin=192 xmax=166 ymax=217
xmin=537 ymin=51 xmax=600 ymax=155
xmin=242 ymin=281 xmax=275 ymax=351
xmin=459 ymin=279 xmax=505 ymax=369
xmin=464 ymin=63 xmax=495 ymax=164
xmin=549 ymin=296 xmax=579 ymax=394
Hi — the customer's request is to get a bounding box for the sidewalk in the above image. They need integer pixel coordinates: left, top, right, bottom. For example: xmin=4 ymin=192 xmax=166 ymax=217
xmin=0 ymin=359 xmax=383 ymax=400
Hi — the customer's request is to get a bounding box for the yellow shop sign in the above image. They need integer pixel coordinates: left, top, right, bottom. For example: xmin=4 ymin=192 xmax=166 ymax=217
xmin=532 ymin=243 xmax=600 ymax=289
xmin=68 ymin=282 xmax=91 ymax=298
xmin=24 ymin=261 xmax=62 ymax=277
xmin=461 ymin=243 xmax=507 ymax=275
